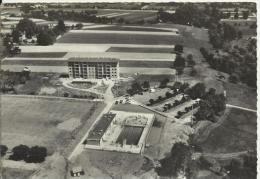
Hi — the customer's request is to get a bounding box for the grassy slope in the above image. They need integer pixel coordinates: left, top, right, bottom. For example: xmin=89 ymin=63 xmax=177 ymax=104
xmin=196 ymin=108 xmax=256 ymax=153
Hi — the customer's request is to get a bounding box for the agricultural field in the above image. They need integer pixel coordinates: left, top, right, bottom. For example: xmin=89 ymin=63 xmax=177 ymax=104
xmin=14 ymin=52 xmax=67 ymax=58
xmin=1 ymin=95 xmax=104 ymax=154
xmin=57 ymin=32 xmax=182 ymax=45
xmin=89 ymin=25 xmax=172 ymax=32
xmin=107 ymin=47 xmax=174 ymax=53
xmin=194 ymin=108 xmax=257 ymax=153
xmin=120 ymin=60 xmax=173 ymax=68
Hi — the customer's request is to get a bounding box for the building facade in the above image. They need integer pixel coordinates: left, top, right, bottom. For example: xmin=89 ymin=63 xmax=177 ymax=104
xmin=68 ymin=58 xmax=119 ymax=79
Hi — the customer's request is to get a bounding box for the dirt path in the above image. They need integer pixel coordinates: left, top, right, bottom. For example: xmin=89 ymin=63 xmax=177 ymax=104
xmin=226 ymin=104 xmax=257 ymax=113
xmin=193 ymin=151 xmax=249 ymax=160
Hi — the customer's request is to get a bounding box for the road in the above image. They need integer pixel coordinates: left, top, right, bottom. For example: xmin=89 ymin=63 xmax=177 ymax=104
xmin=226 ymin=104 xmax=256 ymax=113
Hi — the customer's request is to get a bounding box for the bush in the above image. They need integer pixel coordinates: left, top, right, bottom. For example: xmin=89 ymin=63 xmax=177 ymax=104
xmin=25 ymin=146 xmax=47 ymax=163
xmin=0 ymin=145 xmax=8 ymax=156
xmin=174 ymin=44 xmax=183 ymax=54
xmin=9 ymin=145 xmax=29 ymax=161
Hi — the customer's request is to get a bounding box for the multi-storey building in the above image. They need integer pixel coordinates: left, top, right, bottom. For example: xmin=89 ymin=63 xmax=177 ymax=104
xmin=68 ymin=58 xmax=119 ymax=79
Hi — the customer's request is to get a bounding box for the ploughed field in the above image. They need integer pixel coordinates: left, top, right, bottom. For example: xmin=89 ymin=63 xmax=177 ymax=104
xmin=57 ymin=33 xmax=182 ymax=45
xmin=106 ymin=47 xmax=174 ymax=53
xmin=1 ymin=96 xmax=104 ymax=154
xmin=14 ymin=52 xmax=67 ymax=58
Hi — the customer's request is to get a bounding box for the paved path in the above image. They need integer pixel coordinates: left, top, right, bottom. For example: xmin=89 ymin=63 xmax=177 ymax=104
xmin=226 ymin=104 xmax=256 ymax=113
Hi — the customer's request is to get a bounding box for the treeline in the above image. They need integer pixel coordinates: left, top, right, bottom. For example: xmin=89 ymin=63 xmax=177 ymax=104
xmin=4 ymin=18 xmax=67 ymax=48
xmin=1 ymin=144 xmax=47 ymax=163
xmin=30 ymin=9 xmax=112 ymax=24
xmin=158 ymin=3 xmax=224 ymax=28
xmin=208 ymin=23 xmax=243 ymax=49
xmin=200 ymin=41 xmax=256 ymax=88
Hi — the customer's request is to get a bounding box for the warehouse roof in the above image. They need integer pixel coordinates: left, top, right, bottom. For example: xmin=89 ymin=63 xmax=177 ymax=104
xmin=65 ymin=52 xmax=175 ymax=61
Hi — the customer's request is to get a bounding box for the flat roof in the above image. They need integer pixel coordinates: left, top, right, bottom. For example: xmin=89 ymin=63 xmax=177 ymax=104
xmin=68 ymin=57 xmax=119 ymax=63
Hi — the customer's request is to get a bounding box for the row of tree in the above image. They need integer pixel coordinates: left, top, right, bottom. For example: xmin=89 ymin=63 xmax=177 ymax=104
xmin=30 ymin=9 xmax=112 ymax=24
xmin=8 ymin=145 xmax=47 ymax=163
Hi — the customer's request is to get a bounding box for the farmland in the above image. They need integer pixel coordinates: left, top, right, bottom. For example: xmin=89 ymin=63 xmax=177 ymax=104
xmin=194 ymin=108 xmax=257 ymax=153
xmin=14 ymin=52 xmax=67 ymax=58
xmin=57 ymin=32 xmax=182 ymax=45
xmin=107 ymin=47 xmax=174 ymax=53
xmin=89 ymin=25 xmax=172 ymax=32
xmin=1 ymin=95 xmax=105 ymax=154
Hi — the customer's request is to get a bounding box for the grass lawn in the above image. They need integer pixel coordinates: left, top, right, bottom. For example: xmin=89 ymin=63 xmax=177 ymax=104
xmin=1 ymin=96 xmax=104 ymax=154
xmin=14 ymin=52 xmax=67 ymax=58
xmin=107 ymin=47 xmax=174 ymax=53
xmin=223 ymin=82 xmax=257 ymax=110
xmin=57 ymin=32 xmax=182 ymax=45
xmin=2 ymin=168 xmax=34 ymax=179
xmin=196 ymin=108 xmax=256 ymax=153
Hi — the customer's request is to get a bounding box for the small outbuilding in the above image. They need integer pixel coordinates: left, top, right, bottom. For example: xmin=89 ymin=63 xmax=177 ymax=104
xmin=70 ymin=166 xmax=85 ymax=177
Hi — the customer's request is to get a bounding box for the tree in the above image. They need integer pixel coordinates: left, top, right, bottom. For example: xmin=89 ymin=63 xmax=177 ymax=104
xmin=234 ymin=12 xmax=239 ymax=19
xmin=75 ymin=23 xmax=83 ymax=29
xmin=11 ymin=29 xmax=21 ymax=43
xmin=190 ymin=68 xmax=197 ymax=76
xmin=149 ymin=99 xmax=155 ymax=105
xmin=16 ymin=18 xmax=37 ymax=38
xmin=165 ymin=91 xmax=172 ymax=98
xmin=20 ymin=4 xmax=33 ymax=14
xmin=187 ymin=54 xmax=196 ymax=67
xmin=159 ymin=78 xmax=170 ymax=88
xmin=9 ymin=145 xmax=29 ymax=161
xmin=229 ymin=74 xmax=239 ymax=83
xmin=242 ymin=11 xmax=249 ymax=19
xmin=187 ymin=83 xmax=206 ymax=99
xmin=158 ymin=96 xmax=163 ymax=101
xmin=142 ymin=81 xmax=150 ymax=89
xmin=0 ymin=145 xmax=8 ymax=156
xmin=37 ymin=30 xmax=55 ymax=45
xmin=25 ymin=146 xmax=47 ymax=163
xmin=237 ymin=31 xmax=243 ymax=39
xmin=174 ymin=44 xmax=183 ymax=54
xmin=156 ymin=142 xmax=191 ymax=177
xmin=173 ymin=55 xmax=186 ymax=74
xmin=54 ymin=20 xmax=66 ymax=35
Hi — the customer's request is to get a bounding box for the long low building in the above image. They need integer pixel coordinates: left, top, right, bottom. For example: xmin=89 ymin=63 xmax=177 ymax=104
xmin=1 ymin=51 xmax=176 ymax=79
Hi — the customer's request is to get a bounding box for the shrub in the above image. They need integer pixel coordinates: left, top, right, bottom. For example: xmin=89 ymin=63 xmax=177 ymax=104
xmin=25 ymin=146 xmax=47 ymax=163
xmin=0 ymin=145 xmax=8 ymax=156
xmin=9 ymin=145 xmax=29 ymax=161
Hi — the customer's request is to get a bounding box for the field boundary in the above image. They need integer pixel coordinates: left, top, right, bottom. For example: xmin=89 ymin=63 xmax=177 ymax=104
xmin=2 ymin=94 xmax=103 ymax=102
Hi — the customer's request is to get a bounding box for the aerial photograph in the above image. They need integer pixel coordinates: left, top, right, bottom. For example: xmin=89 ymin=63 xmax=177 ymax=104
xmin=0 ymin=2 xmax=257 ymax=179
